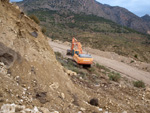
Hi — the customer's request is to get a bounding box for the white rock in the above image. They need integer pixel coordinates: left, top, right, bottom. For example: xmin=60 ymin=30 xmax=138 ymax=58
xmin=39 ymin=107 xmax=50 ymax=113
xmin=78 ymin=111 xmax=82 ymax=113
xmin=0 ymin=62 xmax=4 ymax=66
xmin=33 ymin=106 xmax=39 ymax=112
xmin=98 ymin=108 xmax=103 ymax=111
xmin=122 ymin=111 xmax=127 ymax=113
xmin=20 ymin=99 xmax=23 ymax=103
xmin=51 ymin=111 xmax=59 ymax=113
xmin=80 ymin=107 xmax=86 ymax=111
xmin=104 ymin=111 xmax=109 ymax=113
xmin=23 ymin=88 xmax=27 ymax=91
xmin=61 ymin=93 xmax=65 ymax=99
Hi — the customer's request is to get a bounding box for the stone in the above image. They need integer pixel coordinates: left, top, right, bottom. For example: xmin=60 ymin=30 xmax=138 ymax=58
xmin=0 ymin=62 xmax=4 ymax=66
xmin=146 ymin=87 xmax=150 ymax=92
xmin=15 ymin=6 xmax=19 ymax=10
xmin=104 ymin=111 xmax=109 ymax=113
xmin=61 ymin=93 xmax=65 ymax=99
xmin=80 ymin=107 xmax=86 ymax=111
xmin=51 ymin=111 xmax=59 ymax=113
xmin=78 ymin=111 xmax=82 ymax=113
xmin=30 ymin=31 xmax=38 ymax=38
xmin=89 ymin=98 xmax=99 ymax=106
xmin=39 ymin=107 xmax=50 ymax=113
xmin=122 ymin=111 xmax=127 ymax=113
xmin=65 ymin=69 xmax=77 ymax=76
xmin=98 ymin=108 xmax=103 ymax=111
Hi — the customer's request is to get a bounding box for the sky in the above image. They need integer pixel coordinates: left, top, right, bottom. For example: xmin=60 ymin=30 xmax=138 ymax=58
xmin=96 ymin=0 xmax=150 ymax=17
xmin=10 ymin=0 xmax=22 ymax=2
xmin=10 ymin=0 xmax=149 ymax=17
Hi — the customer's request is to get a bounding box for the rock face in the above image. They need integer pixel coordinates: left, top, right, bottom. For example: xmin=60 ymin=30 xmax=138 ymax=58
xmin=17 ymin=0 xmax=150 ymax=33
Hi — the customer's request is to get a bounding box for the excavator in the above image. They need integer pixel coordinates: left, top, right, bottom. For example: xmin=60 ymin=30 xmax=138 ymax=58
xmin=67 ymin=37 xmax=93 ymax=66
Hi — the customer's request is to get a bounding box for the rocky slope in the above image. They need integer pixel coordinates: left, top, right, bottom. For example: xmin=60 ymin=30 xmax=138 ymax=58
xmin=17 ymin=0 xmax=150 ymax=33
xmin=0 ymin=0 xmax=84 ymax=112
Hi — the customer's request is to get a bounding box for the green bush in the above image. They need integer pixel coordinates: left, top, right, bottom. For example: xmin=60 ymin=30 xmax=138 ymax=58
xmin=133 ymin=80 xmax=145 ymax=88
xmin=108 ymin=72 xmax=121 ymax=82
xmin=130 ymin=60 xmax=134 ymax=63
xmin=41 ymin=27 xmax=46 ymax=34
xmin=55 ymin=52 xmax=62 ymax=58
xmin=134 ymin=54 xmax=138 ymax=58
xmin=88 ymin=67 xmax=95 ymax=73
xmin=29 ymin=15 xmax=40 ymax=24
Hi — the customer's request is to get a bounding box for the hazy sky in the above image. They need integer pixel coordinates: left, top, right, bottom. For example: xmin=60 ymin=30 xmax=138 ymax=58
xmin=10 ymin=0 xmax=149 ymax=17
xmin=96 ymin=0 xmax=150 ymax=17
xmin=10 ymin=0 xmax=22 ymax=2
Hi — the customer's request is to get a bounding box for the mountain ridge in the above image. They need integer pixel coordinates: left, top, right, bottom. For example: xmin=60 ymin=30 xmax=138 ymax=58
xmin=17 ymin=0 xmax=150 ymax=34
xmin=142 ymin=14 xmax=150 ymax=22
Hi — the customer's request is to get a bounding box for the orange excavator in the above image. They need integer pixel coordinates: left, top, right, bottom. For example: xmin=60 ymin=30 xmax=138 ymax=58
xmin=67 ymin=37 xmax=93 ymax=66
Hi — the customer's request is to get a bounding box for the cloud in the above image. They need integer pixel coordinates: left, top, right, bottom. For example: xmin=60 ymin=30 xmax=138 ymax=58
xmin=96 ymin=0 xmax=150 ymax=16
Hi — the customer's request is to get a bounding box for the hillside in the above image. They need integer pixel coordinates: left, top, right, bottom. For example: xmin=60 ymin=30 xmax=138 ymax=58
xmin=0 ymin=0 xmax=81 ymax=112
xmin=24 ymin=8 xmax=150 ymax=63
xmin=17 ymin=0 xmax=150 ymax=34
xmin=0 ymin=1 xmax=150 ymax=113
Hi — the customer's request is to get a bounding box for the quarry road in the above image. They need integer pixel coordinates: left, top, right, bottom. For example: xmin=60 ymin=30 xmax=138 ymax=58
xmin=49 ymin=41 xmax=150 ymax=85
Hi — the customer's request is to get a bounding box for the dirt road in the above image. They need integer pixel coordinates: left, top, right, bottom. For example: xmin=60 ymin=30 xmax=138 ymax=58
xmin=49 ymin=41 xmax=150 ymax=85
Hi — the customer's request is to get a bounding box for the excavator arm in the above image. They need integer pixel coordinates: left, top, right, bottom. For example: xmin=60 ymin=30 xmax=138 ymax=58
xmin=71 ymin=37 xmax=82 ymax=54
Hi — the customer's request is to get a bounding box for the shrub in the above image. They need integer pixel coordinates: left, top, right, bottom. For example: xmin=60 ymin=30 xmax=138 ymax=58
xmin=88 ymin=67 xmax=95 ymax=73
xmin=96 ymin=63 xmax=101 ymax=68
xmin=130 ymin=60 xmax=134 ymax=63
xmin=55 ymin=52 xmax=62 ymax=58
xmin=96 ymin=63 xmax=110 ymax=72
xmin=108 ymin=72 xmax=121 ymax=82
xmin=133 ymin=80 xmax=145 ymax=88
xmin=89 ymin=98 xmax=99 ymax=106
xmin=29 ymin=15 xmax=40 ymax=24
xmin=134 ymin=54 xmax=138 ymax=58
xmin=41 ymin=27 xmax=46 ymax=34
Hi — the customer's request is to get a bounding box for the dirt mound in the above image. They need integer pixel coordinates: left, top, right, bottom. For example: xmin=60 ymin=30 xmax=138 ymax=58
xmin=0 ymin=1 xmax=84 ymax=112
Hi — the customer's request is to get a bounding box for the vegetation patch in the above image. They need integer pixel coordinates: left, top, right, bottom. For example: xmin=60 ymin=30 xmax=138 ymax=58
xmin=29 ymin=14 xmax=40 ymax=24
xmin=108 ymin=72 xmax=121 ymax=82
xmin=41 ymin=27 xmax=46 ymax=34
xmin=133 ymin=80 xmax=145 ymax=88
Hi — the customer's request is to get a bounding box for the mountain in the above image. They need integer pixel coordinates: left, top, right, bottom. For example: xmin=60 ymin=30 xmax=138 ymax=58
xmin=142 ymin=14 xmax=150 ymax=22
xmin=17 ymin=0 xmax=150 ymax=34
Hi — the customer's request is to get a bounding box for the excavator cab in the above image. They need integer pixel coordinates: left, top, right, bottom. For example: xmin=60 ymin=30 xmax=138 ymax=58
xmin=71 ymin=49 xmax=79 ymax=56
